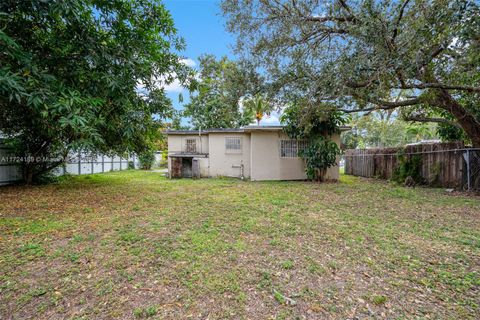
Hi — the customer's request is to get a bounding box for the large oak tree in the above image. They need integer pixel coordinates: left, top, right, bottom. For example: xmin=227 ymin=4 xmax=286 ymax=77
xmin=221 ymin=0 xmax=480 ymax=147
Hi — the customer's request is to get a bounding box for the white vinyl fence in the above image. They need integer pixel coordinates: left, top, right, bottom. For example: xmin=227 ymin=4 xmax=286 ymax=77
xmin=0 ymin=146 xmax=140 ymax=186
xmin=0 ymin=146 xmax=22 ymax=185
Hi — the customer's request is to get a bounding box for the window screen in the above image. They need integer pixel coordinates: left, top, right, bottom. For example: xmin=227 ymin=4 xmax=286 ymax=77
xmin=280 ymin=140 xmax=307 ymax=158
xmin=185 ymin=138 xmax=197 ymax=153
xmin=225 ymin=137 xmax=242 ymax=153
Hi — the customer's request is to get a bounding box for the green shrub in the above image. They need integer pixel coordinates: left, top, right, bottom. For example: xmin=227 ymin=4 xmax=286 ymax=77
xmin=138 ymin=150 xmax=155 ymax=170
xmin=32 ymin=171 xmax=60 ymax=185
xmin=300 ymin=136 xmax=340 ymax=181
xmin=392 ymin=152 xmax=423 ymax=184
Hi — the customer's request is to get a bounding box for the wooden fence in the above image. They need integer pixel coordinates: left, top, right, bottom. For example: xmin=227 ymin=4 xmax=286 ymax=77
xmin=344 ymin=142 xmax=471 ymax=189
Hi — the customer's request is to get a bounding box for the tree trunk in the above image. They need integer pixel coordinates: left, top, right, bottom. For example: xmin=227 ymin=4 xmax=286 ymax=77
xmin=24 ymin=164 xmax=34 ymax=185
xmin=432 ymin=90 xmax=480 ymax=148
xmin=315 ymin=168 xmax=326 ymax=182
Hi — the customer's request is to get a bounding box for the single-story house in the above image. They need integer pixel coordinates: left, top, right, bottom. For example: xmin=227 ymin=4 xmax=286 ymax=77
xmin=165 ymin=125 xmax=349 ymax=181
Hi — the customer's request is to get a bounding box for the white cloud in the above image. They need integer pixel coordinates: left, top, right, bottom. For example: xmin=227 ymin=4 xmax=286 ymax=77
xmin=160 ymin=58 xmax=198 ymax=93
xmin=261 ymin=114 xmax=280 ymax=125
xmin=248 ymin=113 xmax=281 ymax=125
xmin=162 ymin=79 xmax=185 ymax=93
xmin=136 ymin=57 xmax=197 ymax=95
xmin=180 ymin=58 xmax=196 ymax=68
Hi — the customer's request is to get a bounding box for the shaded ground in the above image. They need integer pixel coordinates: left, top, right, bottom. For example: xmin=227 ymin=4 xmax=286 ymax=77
xmin=0 ymin=171 xmax=479 ymax=319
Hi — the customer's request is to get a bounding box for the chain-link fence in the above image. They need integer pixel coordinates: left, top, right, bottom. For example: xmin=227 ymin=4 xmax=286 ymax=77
xmin=463 ymin=149 xmax=480 ymax=191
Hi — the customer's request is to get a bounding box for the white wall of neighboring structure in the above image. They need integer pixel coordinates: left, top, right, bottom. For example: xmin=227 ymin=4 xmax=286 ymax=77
xmin=208 ymin=133 xmax=251 ymax=179
xmin=0 ymin=146 xmax=22 ymax=185
xmin=0 ymin=147 xmax=138 ymax=186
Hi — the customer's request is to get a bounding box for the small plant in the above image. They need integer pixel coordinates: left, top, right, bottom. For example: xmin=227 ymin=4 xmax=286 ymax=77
xmin=273 ymin=289 xmax=297 ymax=305
xmin=138 ymin=150 xmax=155 ymax=170
xmin=281 ymin=260 xmax=294 ymax=270
xmin=301 ymin=136 xmax=340 ymax=182
xmin=371 ymin=295 xmax=388 ymax=305
xmin=133 ymin=306 xmax=157 ymax=318
xmin=133 ymin=308 xmax=143 ymax=318
xmin=273 ymin=290 xmax=286 ymax=304
xmin=307 ymin=261 xmax=325 ymax=274
xmin=392 ymin=151 xmax=423 ymax=184
xmin=145 ymin=306 xmax=157 ymax=317
xmin=118 ymin=230 xmax=143 ymax=244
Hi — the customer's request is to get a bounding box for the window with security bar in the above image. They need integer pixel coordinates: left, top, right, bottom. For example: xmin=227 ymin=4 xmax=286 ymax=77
xmin=184 ymin=138 xmax=197 ymax=153
xmin=280 ymin=140 xmax=308 ymax=158
xmin=225 ymin=137 xmax=242 ymax=153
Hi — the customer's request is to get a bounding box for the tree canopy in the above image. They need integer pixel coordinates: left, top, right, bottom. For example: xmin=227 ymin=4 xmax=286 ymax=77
xmin=341 ymin=111 xmax=438 ymax=149
xmin=222 ymin=0 xmax=480 ymax=147
xmin=183 ymin=55 xmax=264 ymax=129
xmin=0 ymin=0 xmax=192 ymax=183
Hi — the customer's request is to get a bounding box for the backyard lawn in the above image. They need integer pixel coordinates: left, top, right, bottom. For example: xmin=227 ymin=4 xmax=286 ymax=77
xmin=0 ymin=171 xmax=479 ymax=319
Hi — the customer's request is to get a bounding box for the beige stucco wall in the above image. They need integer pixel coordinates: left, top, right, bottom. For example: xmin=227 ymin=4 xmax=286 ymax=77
xmin=167 ymin=134 xmax=209 ymax=154
xmin=326 ymin=133 xmax=341 ymax=181
xmin=250 ymin=131 xmax=340 ymax=181
xmin=208 ymin=133 xmax=251 ymax=178
xmin=167 ymin=130 xmax=340 ymax=181
xmin=167 ymin=134 xmax=210 ymax=177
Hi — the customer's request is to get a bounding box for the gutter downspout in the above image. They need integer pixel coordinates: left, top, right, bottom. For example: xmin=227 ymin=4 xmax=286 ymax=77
xmin=199 ymin=127 xmax=202 ymax=154
xmin=232 ymin=161 xmax=244 ymax=180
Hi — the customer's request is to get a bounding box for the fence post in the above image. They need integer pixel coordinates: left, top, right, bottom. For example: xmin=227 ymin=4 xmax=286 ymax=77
xmin=102 ymin=155 xmax=104 ymax=173
xmin=362 ymin=150 xmax=365 ymax=177
xmin=120 ymin=156 xmax=122 ymax=170
xmin=78 ymin=151 xmax=81 ymax=175
xmin=466 ymin=149 xmax=471 ymax=191
xmin=91 ymin=156 xmax=94 ymax=174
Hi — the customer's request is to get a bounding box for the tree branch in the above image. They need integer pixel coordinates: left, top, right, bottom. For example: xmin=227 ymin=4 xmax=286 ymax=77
xmin=373 ymin=97 xmax=422 ymax=107
xmin=303 ymin=15 xmax=354 ymax=23
xmin=339 ymin=104 xmax=398 ymax=114
xmin=337 ymin=0 xmax=355 ymax=18
xmin=346 ymin=78 xmax=480 ymax=92
xmin=400 ymin=83 xmax=480 ymax=92
xmin=403 ymin=116 xmax=462 ymax=128
xmin=339 ymin=97 xmax=422 ymax=113
xmin=392 ymin=0 xmax=411 ymax=42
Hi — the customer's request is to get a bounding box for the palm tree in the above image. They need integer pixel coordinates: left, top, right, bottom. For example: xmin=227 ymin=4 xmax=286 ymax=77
xmin=244 ymin=94 xmax=271 ymax=125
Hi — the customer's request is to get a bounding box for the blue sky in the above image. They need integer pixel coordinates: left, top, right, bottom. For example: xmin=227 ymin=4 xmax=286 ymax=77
xmin=164 ymin=0 xmax=235 ymax=61
xmin=163 ymin=0 xmax=231 ymax=122
xmin=162 ymin=0 xmax=281 ymax=126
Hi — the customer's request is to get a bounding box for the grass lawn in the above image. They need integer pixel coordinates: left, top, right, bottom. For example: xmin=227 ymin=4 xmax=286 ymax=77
xmin=0 ymin=171 xmax=479 ymax=319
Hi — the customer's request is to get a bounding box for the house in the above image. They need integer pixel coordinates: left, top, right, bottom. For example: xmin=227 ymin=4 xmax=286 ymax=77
xmin=165 ymin=125 xmax=349 ymax=181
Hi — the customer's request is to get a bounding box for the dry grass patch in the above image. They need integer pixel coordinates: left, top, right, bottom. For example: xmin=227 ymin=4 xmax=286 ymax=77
xmin=0 ymin=171 xmax=479 ymax=319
